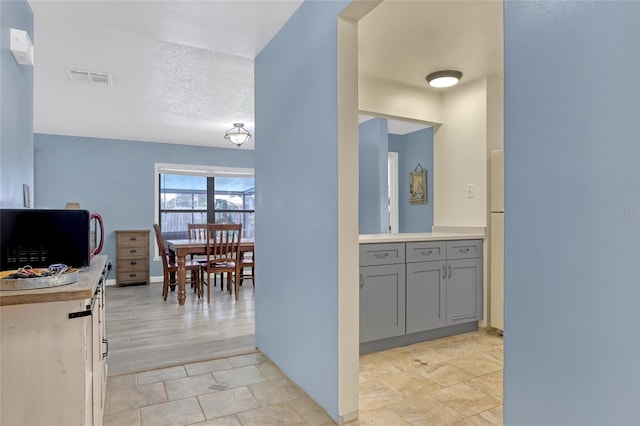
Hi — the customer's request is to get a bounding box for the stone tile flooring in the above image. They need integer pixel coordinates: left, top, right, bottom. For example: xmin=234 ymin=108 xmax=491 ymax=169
xmin=104 ymin=331 xmax=503 ymax=425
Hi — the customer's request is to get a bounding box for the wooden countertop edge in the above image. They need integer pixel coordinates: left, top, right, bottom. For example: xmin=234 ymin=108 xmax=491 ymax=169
xmin=0 ymin=289 xmax=94 ymax=306
xmin=0 ymin=256 xmax=107 ymax=306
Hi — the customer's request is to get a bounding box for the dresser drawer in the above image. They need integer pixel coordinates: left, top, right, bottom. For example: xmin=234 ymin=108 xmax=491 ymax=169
xmin=359 ymin=243 xmax=405 ymax=266
xmin=116 ymin=232 xmax=149 ymax=247
xmin=406 ymin=241 xmax=446 ymax=263
xmin=117 ymin=246 xmax=148 ymax=259
xmin=446 ymin=240 xmax=482 ymax=260
xmin=117 ymin=270 xmax=149 ymax=284
xmin=118 ymin=258 xmax=148 ymax=272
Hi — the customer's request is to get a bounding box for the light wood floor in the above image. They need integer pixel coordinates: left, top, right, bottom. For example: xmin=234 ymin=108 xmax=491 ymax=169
xmin=105 ymin=281 xmax=256 ymax=376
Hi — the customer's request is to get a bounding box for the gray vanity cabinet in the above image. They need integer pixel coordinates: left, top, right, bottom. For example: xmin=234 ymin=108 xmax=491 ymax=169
xmin=359 ymin=243 xmax=406 ymax=343
xmin=359 ymin=239 xmax=483 ymax=349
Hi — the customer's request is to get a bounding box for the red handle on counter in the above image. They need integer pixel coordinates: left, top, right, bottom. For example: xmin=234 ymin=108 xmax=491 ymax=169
xmin=91 ymin=212 xmax=104 ymax=255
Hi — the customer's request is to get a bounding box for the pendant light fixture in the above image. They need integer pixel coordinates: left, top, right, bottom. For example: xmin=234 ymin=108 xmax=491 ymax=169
xmin=224 ymin=123 xmax=252 ymax=147
xmin=426 ymin=70 xmax=463 ymax=88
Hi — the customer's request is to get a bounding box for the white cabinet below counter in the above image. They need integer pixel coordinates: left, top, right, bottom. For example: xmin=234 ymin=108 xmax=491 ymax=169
xmin=359 ymin=237 xmax=483 ymax=354
xmin=0 ymin=256 xmax=109 ymax=426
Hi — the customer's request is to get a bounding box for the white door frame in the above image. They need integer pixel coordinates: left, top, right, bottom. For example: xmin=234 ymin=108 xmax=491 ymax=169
xmin=388 ymin=152 xmax=399 ymax=233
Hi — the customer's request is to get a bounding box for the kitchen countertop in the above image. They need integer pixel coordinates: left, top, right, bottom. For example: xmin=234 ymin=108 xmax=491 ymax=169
xmin=359 ymin=232 xmax=485 ymax=244
xmin=0 ymin=255 xmax=107 ymax=306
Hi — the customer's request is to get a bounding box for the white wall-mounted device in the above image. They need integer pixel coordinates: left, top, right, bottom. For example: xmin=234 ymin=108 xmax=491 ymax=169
xmin=10 ymin=28 xmax=34 ymax=66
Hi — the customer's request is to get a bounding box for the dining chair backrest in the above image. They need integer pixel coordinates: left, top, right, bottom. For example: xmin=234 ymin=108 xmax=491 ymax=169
xmin=188 ymin=223 xmax=209 ymax=240
xmin=153 ymin=224 xmax=170 ymax=270
xmin=205 ymin=223 xmax=242 ymax=264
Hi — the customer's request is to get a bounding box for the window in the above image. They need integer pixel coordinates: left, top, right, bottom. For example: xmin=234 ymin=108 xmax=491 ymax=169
xmin=154 ymin=163 xmax=254 ymax=256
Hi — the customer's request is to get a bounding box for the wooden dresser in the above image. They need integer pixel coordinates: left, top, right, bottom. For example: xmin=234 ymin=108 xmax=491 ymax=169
xmin=115 ymin=230 xmax=150 ymax=286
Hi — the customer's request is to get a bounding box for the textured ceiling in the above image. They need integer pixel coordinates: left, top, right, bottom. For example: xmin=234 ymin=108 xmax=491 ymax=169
xmin=33 ymin=16 xmax=256 ymax=148
xmin=29 ymin=1 xmax=502 ymax=149
xmin=29 ymin=0 xmax=302 ymax=149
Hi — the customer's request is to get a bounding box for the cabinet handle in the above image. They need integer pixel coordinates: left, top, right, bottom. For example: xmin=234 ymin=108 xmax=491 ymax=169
xmin=448 ymin=265 xmax=452 ymax=279
xmin=129 ymin=273 xmax=137 ymax=278
xmin=420 ymin=250 xmax=433 ymax=256
xmin=129 ymin=249 xmax=137 ymax=254
xmin=374 ymin=252 xmax=389 ymax=259
xmin=102 ymin=338 xmax=109 ymax=359
xmin=459 ymin=248 xmax=470 ymax=253
xmin=359 ymin=273 xmax=364 ymax=288
xmin=130 ymin=261 xmax=137 ymax=266
xmin=442 ymin=265 xmax=446 ymax=280
xmin=129 ymin=237 xmax=137 ymax=241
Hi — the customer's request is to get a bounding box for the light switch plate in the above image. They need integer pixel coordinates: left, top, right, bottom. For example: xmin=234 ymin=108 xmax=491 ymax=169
xmin=466 ymin=184 xmax=475 ymax=198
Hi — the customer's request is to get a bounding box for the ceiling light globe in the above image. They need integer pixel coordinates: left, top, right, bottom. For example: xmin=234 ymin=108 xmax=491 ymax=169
xmin=426 ymin=70 xmax=463 ymax=88
xmin=224 ymin=123 xmax=252 ymax=147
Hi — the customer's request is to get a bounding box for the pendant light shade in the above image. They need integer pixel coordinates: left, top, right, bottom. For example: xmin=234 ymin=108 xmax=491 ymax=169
xmin=225 ymin=123 xmax=252 ymax=147
xmin=426 ymin=70 xmax=463 ymax=88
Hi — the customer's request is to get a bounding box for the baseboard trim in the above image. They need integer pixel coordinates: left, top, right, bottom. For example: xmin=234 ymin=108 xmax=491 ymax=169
xmin=106 ymin=275 xmax=163 ymax=286
xmin=339 ymin=410 xmax=359 ymax=424
xmin=359 ymin=322 xmax=478 ymax=355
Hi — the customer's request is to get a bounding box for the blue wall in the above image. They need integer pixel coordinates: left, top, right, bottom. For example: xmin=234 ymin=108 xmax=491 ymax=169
xmin=0 ymin=0 xmax=33 ymax=208
xmin=388 ymin=127 xmax=434 ymax=233
xmin=254 ymin=0 xmax=348 ymax=421
xmin=34 ymin=134 xmax=254 ymax=277
xmin=359 ymin=118 xmax=388 ymax=234
xmin=504 ymin=1 xmax=640 ymax=424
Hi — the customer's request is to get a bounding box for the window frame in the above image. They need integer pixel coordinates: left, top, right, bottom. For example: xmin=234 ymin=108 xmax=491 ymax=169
xmin=153 ymin=162 xmax=254 ymax=259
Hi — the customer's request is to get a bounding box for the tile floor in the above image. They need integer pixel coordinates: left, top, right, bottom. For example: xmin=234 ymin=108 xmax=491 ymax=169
xmin=104 ymin=331 xmax=503 ymax=426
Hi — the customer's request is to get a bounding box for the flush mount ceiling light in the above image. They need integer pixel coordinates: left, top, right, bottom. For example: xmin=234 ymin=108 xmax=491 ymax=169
xmin=426 ymin=70 xmax=463 ymax=88
xmin=224 ymin=123 xmax=252 ymax=147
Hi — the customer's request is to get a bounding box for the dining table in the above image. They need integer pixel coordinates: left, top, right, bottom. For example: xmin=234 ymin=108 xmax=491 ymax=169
xmin=166 ymin=238 xmax=254 ymax=305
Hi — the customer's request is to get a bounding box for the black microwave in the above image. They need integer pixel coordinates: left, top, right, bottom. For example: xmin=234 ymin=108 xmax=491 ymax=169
xmin=1 ymin=209 xmax=92 ymax=270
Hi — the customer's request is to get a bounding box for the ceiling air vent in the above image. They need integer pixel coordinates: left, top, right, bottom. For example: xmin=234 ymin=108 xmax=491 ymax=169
xmin=66 ymin=68 xmax=112 ymax=86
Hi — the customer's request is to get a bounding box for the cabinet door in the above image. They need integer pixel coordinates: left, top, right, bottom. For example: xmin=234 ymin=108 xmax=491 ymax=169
xmin=446 ymin=258 xmax=483 ymax=325
xmin=359 ymin=264 xmax=406 ymax=343
xmin=406 ymin=260 xmax=446 ymax=334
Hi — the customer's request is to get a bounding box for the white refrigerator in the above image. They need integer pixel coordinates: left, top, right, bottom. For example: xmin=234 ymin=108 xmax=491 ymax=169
xmin=490 ymin=149 xmax=504 ymax=332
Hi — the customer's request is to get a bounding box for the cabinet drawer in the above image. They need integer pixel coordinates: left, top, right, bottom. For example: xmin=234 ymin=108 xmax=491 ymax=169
xmin=406 ymin=241 xmax=446 ymax=263
xmin=117 ymin=246 xmax=148 ymax=259
xmin=118 ymin=258 xmax=148 ymax=272
xmin=359 ymin=243 xmax=405 ymax=266
xmin=116 ymin=232 xmax=149 ymax=247
xmin=117 ymin=270 xmax=149 ymax=284
xmin=446 ymin=240 xmax=482 ymax=260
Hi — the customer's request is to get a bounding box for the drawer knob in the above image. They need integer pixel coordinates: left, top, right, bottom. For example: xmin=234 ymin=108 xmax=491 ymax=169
xmin=374 ymin=252 xmax=389 ymax=259
xmin=129 ymin=273 xmax=137 ymax=278
xmin=130 ymin=261 xmax=137 ymax=266
xmin=130 ymin=237 xmax=137 ymax=241
xmin=459 ymin=248 xmax=470 ymax=253
xmin=420 ymin=249 xmax=433 ymax=256
xmin=129 ymin=249 xmax=137 ymax=254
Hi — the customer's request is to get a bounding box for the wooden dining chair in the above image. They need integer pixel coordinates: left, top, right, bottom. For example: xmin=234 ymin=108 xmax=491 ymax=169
xmin=239 ymin=249 xmax=254 ymax=288
xmin=153 ymin=224 xmax=202 ymax=301
xmin=201 ymin=223 xmax=242 ymax=303
xmin=188 ymin=223 xmax=225 ymax=288
xmin=187 ymin=223 xmax=209 ymax=240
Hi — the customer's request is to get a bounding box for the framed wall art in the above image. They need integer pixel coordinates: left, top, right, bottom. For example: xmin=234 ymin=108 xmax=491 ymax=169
xmin=409 ymin=164 xmax=427 ymax=205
